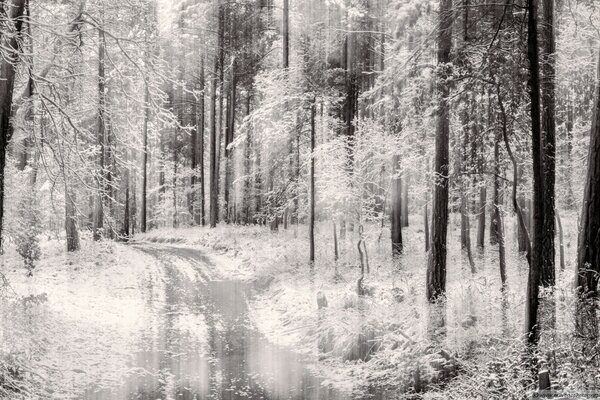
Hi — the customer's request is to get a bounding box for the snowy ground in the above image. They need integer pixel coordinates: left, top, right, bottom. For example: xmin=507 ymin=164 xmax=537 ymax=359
xmin=136 ymin=212 xmax=591 ymax=398
xmin=0 ymin=211 xmax=593 ymax=399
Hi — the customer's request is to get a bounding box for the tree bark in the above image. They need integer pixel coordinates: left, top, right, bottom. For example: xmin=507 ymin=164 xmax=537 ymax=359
xmin=65 ymin=188 xmax=80 ymax=252
xmin=209 ymin=7 xmax=223 ymax=228
xmin=93 ymin=23 xmax=106 ymax=241
xmin=141 ymin=83 xmax=149 ymax=232
xmin=402 ymin=174 xmax=409 ymax=227
xmin=0 ymin=0 xmax=26 ymax=249
xmin=426 ymin=0 xmax=452 ymax=302
xmin=309 ymin=102 xmax=316 ymax=264
xmin=526 ymin=0 xmax=543 ymax=343
xmin=576 ymin=49 xmax=600 ymax=296
xmin=477 ymin=186 xmax=486 ymax=248
xmin=540 ymin=0 xmax=556 ymax=287
xmin=199 ymin=56 xmax=206 ymax=226
xmin=555 ymin=209 xmax=565 ymax=272
xmin=224 ymin=59 xmax=236 ymax=222
xmin=391 ymin=154 xmax=403 ymax=257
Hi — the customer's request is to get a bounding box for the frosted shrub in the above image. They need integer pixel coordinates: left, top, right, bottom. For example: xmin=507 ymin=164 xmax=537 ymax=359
xmin=14 ymin=189 xmax=41 ymax=277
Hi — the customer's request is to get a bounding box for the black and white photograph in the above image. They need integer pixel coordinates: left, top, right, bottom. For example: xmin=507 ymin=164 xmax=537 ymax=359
xmin=0 ymin=0 xmax=599 ymax=398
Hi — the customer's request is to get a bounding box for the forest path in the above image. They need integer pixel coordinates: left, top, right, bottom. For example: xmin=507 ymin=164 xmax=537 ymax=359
xmin=83 ymin=242 xmax=339 ymax=400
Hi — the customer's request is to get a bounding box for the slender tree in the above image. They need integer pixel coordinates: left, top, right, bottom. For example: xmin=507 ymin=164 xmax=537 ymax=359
xmin=526 ymin=0 xmax=543 ymax=343
xmin=577 ymin=50 xmax=600 ymax=296
xmin=540 ymin=0 xmax=556 ymax=287
xmin=391 ymin=154 xmax=403 ymax=257
xmin=426 ymin=0 xmax=453 ymax=301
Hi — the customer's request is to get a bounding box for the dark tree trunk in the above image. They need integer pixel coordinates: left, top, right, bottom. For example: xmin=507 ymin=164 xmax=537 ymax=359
xmin=209 ymin=7 xmax=223 ymax=228
xmin=526 ymin=0 xmax=543 ymax=343
xmin=493 ymin=132 xmax=506 ymax=284
xmin=577 ymin=50 xmax=600 ymax=295
xmin=391 ymin=154 xmax=403 ymax=257
xmin=490 ymin=138 xmax=500 ymax=245
xmin=477 ymin=186 xmax=486 ymax=248
xmin=424 ymin=203 xmax=430 ymax=252
xmin=141 ymin=83 xmax=149 ymax=232
xmin=93 ymin=25 xmax=106 ymax=241
xmin=556 ymin=209 xmax=565 ymax=271
xmin=540 ymin=0 xmax=556 ymax=287
xmin=0 ymin=0 xmax=26 ymax=250
xmin=199 ymin=57 xmax=206 ymax=226
xmin=224 ymin=60 xmax=236 ymax=222
xmin=65 ymin=188 xmax=80 ymax=252
xmin=123 ymin=168 xmax=130 ymax=238
xmin=309 ymin=102 xmax=316 ymax=264
xmin=426 ymin=0 xmax=452 ymax=302
xmin=283 ymin=0 xmax=289 ymax=69
xmin=402 ymin=174 xmax=409 ymax=227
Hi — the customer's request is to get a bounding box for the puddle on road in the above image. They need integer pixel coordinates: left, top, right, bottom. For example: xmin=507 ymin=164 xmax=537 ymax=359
xmin=83 ymin=246 xmax=339 ymax=400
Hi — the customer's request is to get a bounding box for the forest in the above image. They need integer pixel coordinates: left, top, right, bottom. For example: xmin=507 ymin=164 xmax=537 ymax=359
xmin=0 ymin=0 xmax=599 ymax=398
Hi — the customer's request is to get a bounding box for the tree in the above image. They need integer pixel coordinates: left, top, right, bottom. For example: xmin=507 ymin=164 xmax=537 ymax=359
xmin=526 ymin=0 xmax=543 ymax=343
xmin=577 ymin=49 xmax=600 ymax=296
xmin=540 ymin=0 xmax=556 ymax=287
xmin=391 ymin=154 xmax=403 ymax=257
xmin=0 ymin=0 xmax=27 ymax=250
xmin=426 ymin=0 xmax=453 ymax=302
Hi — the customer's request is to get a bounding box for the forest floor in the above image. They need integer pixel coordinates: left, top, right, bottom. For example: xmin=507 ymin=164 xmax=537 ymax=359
xmin=0 ymin=211 xmax=596 ymax=399
xmin=136 ymin=211 xmax=595 ymax=398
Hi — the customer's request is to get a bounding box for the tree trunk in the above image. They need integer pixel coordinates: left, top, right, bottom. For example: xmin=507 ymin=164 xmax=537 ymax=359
xmin=0 ymin=0 xmax=26 ymax=250
xmin=526 ymin=0 xmax=543 ymax=343
xmin=490 ymin=138 xmax=500 ymax=245
xmin=424 ymin=203 xmax=430 ymax=252
xmin=123 ymin=171 xmax=130 ymax=238
xmin=540 ymin=0 xmax=556 ymax=287
xmin=556 ymin=209 xmax=565 ymax=272
xmin=65 ymin=187 xmax=80 ymax=252
xmin=283 ymin=0 xmax=289 ymax=69
xmin=477 ymin=186 xmax=486 ymax=248
xmin=199 ymin=56 xmax=206 ymax=226
xmin=426 ymin=0 xmax=452 ymax=302
xmin=402 ymin=174 xmax=409 ymax=227
xmin=576 ymin=49 xmax=600 ymax=295
xmin=309 ymin=102 xmax=316 ymax=264
xmin=93 ymin=24 xmax=106 ymax=241
xmin=209 ymin=8 xmax=222 ymax=228
xmin=391 ymin=154 xmax=403 ymax=257
xmin=141 ymin=83 xmax=149 ymax=232
xmin=224 ymin=60 xmax=236 ymax=222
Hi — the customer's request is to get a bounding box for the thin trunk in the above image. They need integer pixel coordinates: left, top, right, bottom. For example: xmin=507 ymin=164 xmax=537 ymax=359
xmin=309 ymin=102 xmax=316 ymax=264
xmin=65 ymin=188 xmax=80 ymax=252
xmin=391 ymin=154 xmax=403 ymax=257
xmin=224 ymin=60 xmax=236 ymax=222
xmin=490 ymin=138 xmax=500 ymax=245
xmin=556 ymin=209 xmax=565 ymax=272
xmin=576 ymin=49 xmax=600 ymax=295
xmin=477 ymin=186 xmax=486 ymax=248
xmin=199 ymin=56 xmax=206 ymax=226
xmin=540 ymin=0 xmax=556 ymax=287
xmin=333 ymin=221 xmax=339 ymax=262
xmin=209 ymin=9 xmax=222 ymax=228
xmin=141 ymin=83 xmax=149 ymax=232
xmin=93 ymin=24 xmax=106 ymax=241
xmin=426 ymin=0 xmax=452 ymax=302
xmin=526 ymin=0 xmax=543 ymax=343
xmin=282 ymin=0 xmax=289 ymax=69
xmin=424 ymin=203 xmax=430 ymax=252
xmin=402 ymin=174 xmax=409 ymax=227
xmin=123 ymin=171 xmax=130 ymax=238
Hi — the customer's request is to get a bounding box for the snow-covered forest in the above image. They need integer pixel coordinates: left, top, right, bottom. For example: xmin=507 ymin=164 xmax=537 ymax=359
xmin=0 ymin=0 xmax=599 ymax=398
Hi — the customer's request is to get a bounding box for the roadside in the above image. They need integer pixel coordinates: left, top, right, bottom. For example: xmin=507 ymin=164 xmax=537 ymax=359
xmin=0 ymin=240 xmax=171 ymax=398
xmin=134 ymin=213 xmax=587 ymax=398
